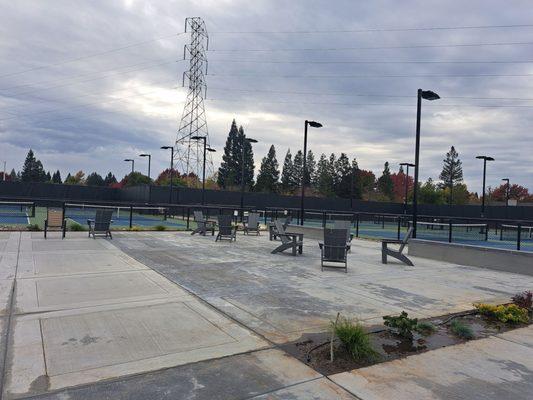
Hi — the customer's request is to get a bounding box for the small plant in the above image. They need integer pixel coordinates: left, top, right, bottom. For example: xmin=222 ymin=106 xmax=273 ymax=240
xmin=333 ymin=317 xmax=379 ymax=362
xmin=70 ymin=223 xmax=86 ymax=231
xmin=154 ymin=225 xmax=167 ymax=231
xmin=383 ymin=311 xmax=418 ymax=339
xmin=27 ymin=224 xmax=41 ymax=231
xmin=512 ymin=291 xmax=532 ymax=310
xmin=129 ymin=226 xmax=141 ymax=231
xmin=416 ymin=321 xmax=437 ymax=336
xmin=474 ymin=303 xmax=529 ymax=324
xmin=450 ymin=319 xmax=475 ymax=340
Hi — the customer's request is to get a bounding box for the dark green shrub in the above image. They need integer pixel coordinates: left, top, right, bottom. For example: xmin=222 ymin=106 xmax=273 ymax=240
xmin=333 ymin=318 xmax=379 ymax=362
xmin=383 ymin=311 xmax=418 ymax=339
xmin=475 ymin=303 xmax=529 ymax=324
xmin=27 ymin=224 xmax=41 ymax=231
xmin=416 ymin=321 xmax=437 ymax=336
xmin=450 ymin=320 xmax=475 ymax=340
xmin=154 ymin=225 xmax=166 ymax=231
xmin=70 ymin=223 xmax=86 ymax=232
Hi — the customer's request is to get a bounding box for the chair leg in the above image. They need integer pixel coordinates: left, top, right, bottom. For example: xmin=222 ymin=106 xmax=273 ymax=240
xmin=381 ymin=243 xmax=388 ymax=264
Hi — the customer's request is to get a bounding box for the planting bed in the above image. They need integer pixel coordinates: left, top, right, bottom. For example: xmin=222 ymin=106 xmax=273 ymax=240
xmin=280 ymin=310 xmax=531 ymax=376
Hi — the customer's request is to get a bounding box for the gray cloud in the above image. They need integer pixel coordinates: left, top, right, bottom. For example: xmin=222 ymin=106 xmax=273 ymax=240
xmin=0 ymin=0 xmax=532 ymax=192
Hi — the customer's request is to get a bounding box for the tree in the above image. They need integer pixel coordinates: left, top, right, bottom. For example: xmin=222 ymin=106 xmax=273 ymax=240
xmin=377 ymin=162 xmax=394 ymax=200
xmin=292 ymin=150 xmax=304 ymax=189
xmin=417 ymin=178 xmax=445 ymax=204
xmin=439 ymin=146 xmax=463 ymax=204
xmin=280 ymin=149 xmax=296 ymax=193
xmin=255 ymin=145 xmax=280 ymax=193
xmin=237 ymin=126 xmax=255 ymax=189
xmin=120 ymin=172 xmax=152 ymax=187
xmin=334 ymin=153 xmax=352 ymax=198
xmin=304 ymin=150 xmax=316 ymax=186
xmin=45 ymin=171 xmax=52 ymax=182
xmin=64 ymin=171 xmax=85 ymax=185
xmin=20 ymin=149 xmax=47 ymax=182
xmin=492 ymin=183 xmax=531 ymax=202
xmin=9 ymin=169 xmax=17 ymax=182
xmin=86 ymin=172 xmax=105 ymax=186
xmin=391 ymin=171 xmax=414 ymax=203
xmin=103 ymin=172 xmax=117 ymax=186
xmin=217 ymin=119 xmax=240 ymax=189
xmin=315 ymin=153 xmax=335 ymax=196
xmin=52 ymin=170 xmax=62 ymax=184
xmin=154 ymin=169 xmax=186 ymax=187
xmin=356 ymin=169 xmax=376 ymax=200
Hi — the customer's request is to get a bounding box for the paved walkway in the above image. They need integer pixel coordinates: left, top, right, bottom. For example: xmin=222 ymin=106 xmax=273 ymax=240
xmin=0 ymin=230 xmax=531 ymax=399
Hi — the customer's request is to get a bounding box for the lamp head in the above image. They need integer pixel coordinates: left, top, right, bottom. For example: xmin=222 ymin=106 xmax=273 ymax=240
xmin=124 ymin=159 xmax=133 ymax=162
xmin=420 ymin=90 xmax=440 ymax=101
xmin=476 ymin=155 xmax=495 ymax=161
xmin=207 ymin=147 xmax=216 ymax=152
xmin=245 ymin=138 xmax=258 ymax=143
xmin=191 ymin=136 xmax=204 ymax=140
xmin=160 ymin=146 xmax=172 ymax=150
xmin=306 ymin=120 xmax=323 ymax=128
xmin=139 ymin=154 xmax=150 ymax=157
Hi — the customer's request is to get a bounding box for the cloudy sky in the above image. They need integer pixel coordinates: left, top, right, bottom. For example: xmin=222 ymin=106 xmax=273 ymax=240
xmin=1 ymin=0 xmax=532 ymax=193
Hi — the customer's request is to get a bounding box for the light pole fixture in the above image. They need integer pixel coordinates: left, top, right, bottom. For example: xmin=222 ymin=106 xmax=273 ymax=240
xmin=399 ymin=162 xmax=416 ymax=215
xmin=502 ymin=178 xmax=510 ymax=209
xmin=124 ymin=158 xmax=134 ymax=174
xmin=412 ymin=89 xmax=440 ymax=238
xmin=240 ymin=137 xmax=257 ymax=212
xmin=192 ymin=136 xmax=216 ymax=205
xmin=300 ymin=120 xmax=323 ymax=225
xmin=139 ymin=153 xmax=151 ymax=179
xmin=476 ymin=155 xmax=494 ymax=217
xmin=161 ymin=146 xmax=174 ymax=204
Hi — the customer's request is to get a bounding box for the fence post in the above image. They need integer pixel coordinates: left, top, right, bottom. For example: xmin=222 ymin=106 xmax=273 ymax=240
xmin=356 ymin=214 xmax=360 ymax=238
xmin=517 ymin=224 xmax=521 ymax=251
xmin=322 ymin=211 xmax=326 ymax=228
xmin=186 ymin=207 xmax=190 ymax=230
xmin=382 ymin=215 xmax=385 ymax=229
xmin=129 ymin=205 xmax=133 ymax=228
xmin=448 ymin=220 xmax=453 ymax=243
xmin=397 ymin=217 xmax=401 ymax=240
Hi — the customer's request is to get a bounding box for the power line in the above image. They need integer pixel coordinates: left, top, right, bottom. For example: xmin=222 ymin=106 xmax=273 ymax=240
xmin=212 ymin=23 xmax=533 ymax=34
xmin=208 ymin=72 xmax=533 ymax=78
xmin=0 ymin=33 xmax=185 ymax=79
xmin=210 ymin=59 xmax=533 ymax=65
xmin=208 ymin=41 xmax=533 ymax=52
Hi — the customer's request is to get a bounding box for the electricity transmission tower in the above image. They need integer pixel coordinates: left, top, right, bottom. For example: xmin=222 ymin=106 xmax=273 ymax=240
xmin=174 ymin=17 xmax=212 ymax=182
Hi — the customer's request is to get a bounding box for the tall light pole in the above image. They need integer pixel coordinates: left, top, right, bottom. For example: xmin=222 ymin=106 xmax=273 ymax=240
xmin=139 ymin=154 xmax=151 ymax=179
xmin=502 ymin=178 xmax=510 ymax=218
xmin=300 ymin=120 xmax=323 ymax=225
xmin=399 ymin=162 xmax=415 ymax=214
xmin=476 ymin=155 xmax=494 ymax=217
xmin=192 ymin=136 xmax=216 ymax=205
xmin=124 ymin=158 xmax=134 ymax=174
xmin=161 ymin=146 xmax=174 ymax=204
xmin=412 ymin=89 xmax=440 ymax=238
xmin=240 ymin=137 xmax=257 ymax=211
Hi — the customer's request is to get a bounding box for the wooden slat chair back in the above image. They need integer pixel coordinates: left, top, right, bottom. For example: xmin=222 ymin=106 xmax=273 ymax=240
xmin=216 ymin=215 xmax=236 ymax=241
xmin=320 ymin=228 xmax=350 ymax=272
xmin=44 ymin=208 xmax=66 ymax=239
xmin=88 ymin=209 xmax=113 ymax=239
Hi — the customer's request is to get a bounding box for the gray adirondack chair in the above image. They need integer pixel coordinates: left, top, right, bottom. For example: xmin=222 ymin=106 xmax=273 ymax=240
xmin=333 ymin=220 xmax=354 ymax=248
xmin=319 ymin=228 xmax=350 ymax=272
xmin=87 ymin=209 xmax=113 ymax=239
xmin=269 ymin=216 xmax=292 ymax=241
xmin=271 ymin=220 xmax=303 ymax=256
xmin=244 ymin=212 xmax=260 ymax=235
xmin=381 ymin=228 xmax=414 ymax=266
xmin=216 ymin=215 xmax=237 ymax=242
xmin=191 ymin=211 xmax=215 ymax=236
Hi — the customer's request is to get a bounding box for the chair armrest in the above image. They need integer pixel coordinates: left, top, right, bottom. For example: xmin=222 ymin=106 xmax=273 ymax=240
xmin=285 ymin=232 xmax=304 ymax=240
xmin=382 ymin=239 xmax=402 ymax=244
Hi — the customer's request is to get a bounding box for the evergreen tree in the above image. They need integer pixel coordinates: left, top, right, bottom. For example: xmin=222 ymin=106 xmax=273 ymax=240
xmin=45 ymin=171 xmax=52 ymax=182
xmin=51 ymin=170 xmax=62 ymax=184
xmin=64 ymin=171 xmax=85 ymax=185
xmin=20 ymin=149 xmax=47 ymax=182
xmin=351 ymin=158 xmax=362 ymax=199
xmin=280 ymin=149 xmax=295 ymax=193
xmin=217 ymin=119 xmax=240 ymax=188
xmin=103 ymin=172 xmax=117 ymax=186
xmin=237 ymin=126 xmax=255 ymax=189
xmin=315 ymin=153 xmax=335 ymax=196
xmin=377 ymin=161 xmax=394 ymax=200
xmin=304 ymin=150 xmax=316 ymax=186
xmin=292 ymin=150 xmax=304 ymax=189
xmin=9 ymin=169 xmax=17 ymax=182
xmin=86 ymin=172 xmax=105 ymax=186
xmin=334 ymin=153 xmax=352 ymax=197
xmin=255 ymin=145 xmax=280 ymax=193
xmin=439 ymin=146 xmax=464 ymax=204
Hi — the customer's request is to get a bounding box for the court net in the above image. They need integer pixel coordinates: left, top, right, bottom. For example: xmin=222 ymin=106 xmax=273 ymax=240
xmin=0 ymin=201 xmax=36 ymax=218
xmin=500 ymin=224 xmax=533 ymax=241
xmin=64 ymin=203 xmax=168 ymax=221
xmin=409 ymin=221 xmax=488 ymax=241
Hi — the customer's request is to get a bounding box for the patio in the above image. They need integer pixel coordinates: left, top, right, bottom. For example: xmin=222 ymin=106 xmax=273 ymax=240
xmin=1 ymin=230 xmax=532 ymax=399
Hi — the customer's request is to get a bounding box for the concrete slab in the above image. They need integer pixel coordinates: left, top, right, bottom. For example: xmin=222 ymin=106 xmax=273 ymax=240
xmin=331 ymin=326 xmax=533 ymax=400
xmin=6 ymin=301 xmax=267 ymax=397
xmin=0 ymin=279 xmax=13 ymax=316
xmin=250 ymin=378 xmax=357 ymax=399
xmin=497 ymin=324 xmax=533 ymax=348
xmin=15 ymin=270 xmax=191 ymax=313
xmin=112 ymin=232 xmax=533 ymax=343
xmin=24 ymin=239 xmax=115 ymax=253
xmin=0 ymin=252 xmax=17 ymax=280
xmin=19 ymin=349 xmax=324 ymax=400
xmin=17 ymin=251 xmax=147 ymax=278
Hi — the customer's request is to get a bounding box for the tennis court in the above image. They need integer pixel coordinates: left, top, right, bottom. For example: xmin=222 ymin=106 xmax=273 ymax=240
xmin=0 ymin=201 xmax=34 ymax=226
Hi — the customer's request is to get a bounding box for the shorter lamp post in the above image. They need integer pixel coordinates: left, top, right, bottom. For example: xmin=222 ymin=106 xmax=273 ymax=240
xmin=124 ymin=158 xmax=134 ymax=174
xmin=192 ymin=136 xmax=216 ymax=205
xmin=399 ymin=162 xmax=415 ymax=214
xmin=300 ymin=120 xmax=322 ymax=225
xmin=139 ymin=153 xmax=151 ymax=179
xmin=161 ymin=146 xmax=174 ymax=204
xmin=240 ymin=137 xmax=257 ymax=212
xmin=476 ymin=155 xmax=494 ymax=217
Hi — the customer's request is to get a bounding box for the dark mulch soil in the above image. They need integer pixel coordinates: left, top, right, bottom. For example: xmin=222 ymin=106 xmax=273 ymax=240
xmin=279 ymin=311 xmax=530 ymax=376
